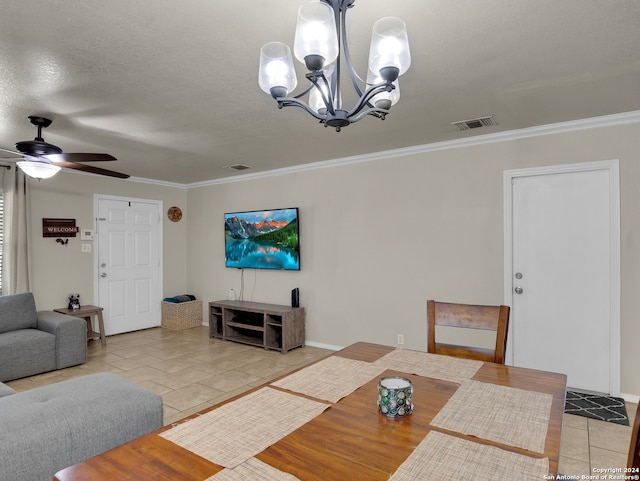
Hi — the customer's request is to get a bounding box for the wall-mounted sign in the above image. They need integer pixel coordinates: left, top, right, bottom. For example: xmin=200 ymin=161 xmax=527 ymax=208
xmin=42 ymin=218 xmax=79 ymax=238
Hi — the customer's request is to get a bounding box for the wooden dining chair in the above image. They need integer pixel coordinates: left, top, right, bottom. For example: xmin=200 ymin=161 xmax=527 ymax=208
xmin=629 ymin=402 xmax=640 ymax=469
xmin=426 ymin=300 xmax=510 ymax=364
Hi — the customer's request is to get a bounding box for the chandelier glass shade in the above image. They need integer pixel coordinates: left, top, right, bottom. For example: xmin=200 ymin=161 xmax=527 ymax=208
xmin=17 ymin=160 xmax=61 ymax=179
xmin=258 ymin=0 xmax=410 ymax=132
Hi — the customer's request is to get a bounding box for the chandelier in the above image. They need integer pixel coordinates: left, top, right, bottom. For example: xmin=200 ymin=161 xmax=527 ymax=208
xmin=258 ymin=0 xmax=411 ymax=132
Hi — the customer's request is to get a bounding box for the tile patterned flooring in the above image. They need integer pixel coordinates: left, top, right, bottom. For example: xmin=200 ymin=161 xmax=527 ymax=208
xmin=6 ymin=326 xmax=635 ymax=474
xmin=559 ymin=400 xmax=635 ymax=475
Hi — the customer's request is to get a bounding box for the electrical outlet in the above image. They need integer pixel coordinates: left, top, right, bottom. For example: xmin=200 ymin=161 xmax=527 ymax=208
xmin=397 ymin=334 xmax=404 ymax=345
xmin=81 ymin=244 xmax=92 ymax=253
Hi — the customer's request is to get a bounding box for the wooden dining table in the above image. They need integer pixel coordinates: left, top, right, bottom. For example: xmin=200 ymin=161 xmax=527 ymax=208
xmin=53 ymin=342 xmax=567 ymax=481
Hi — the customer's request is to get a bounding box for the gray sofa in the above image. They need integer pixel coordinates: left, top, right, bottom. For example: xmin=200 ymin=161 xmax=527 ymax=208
xmin=0 ymin=372 xmax=164 ymax=481
xmin=0 ymin=292 xmax=87 ymax=382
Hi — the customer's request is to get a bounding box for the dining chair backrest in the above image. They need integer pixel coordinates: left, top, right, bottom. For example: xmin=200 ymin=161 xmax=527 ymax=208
xmin=427 ymin=300 xmax=510 ymax=364
xmin=629 ymin=402 xmax=640 ymax=469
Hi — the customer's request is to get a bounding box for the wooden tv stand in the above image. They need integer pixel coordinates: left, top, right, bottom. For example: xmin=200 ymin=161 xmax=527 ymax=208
xmin=209 ymin=300 xmax=305 ymax=353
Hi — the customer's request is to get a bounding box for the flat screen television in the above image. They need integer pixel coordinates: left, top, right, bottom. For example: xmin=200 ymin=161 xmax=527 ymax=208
xmin=224 ymin=207 xmax=300 ymax=270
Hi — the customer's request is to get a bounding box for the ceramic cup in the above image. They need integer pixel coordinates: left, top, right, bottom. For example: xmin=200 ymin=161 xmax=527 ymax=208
xmin=377 ymin=376 xmax=413 ymax=417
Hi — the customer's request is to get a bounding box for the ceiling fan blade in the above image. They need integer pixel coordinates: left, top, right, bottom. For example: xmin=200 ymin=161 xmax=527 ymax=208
xmin=0 ymin=146 xmax=22 ymax=156
xmin=52 ymin=161 xmax=130 ymax=179
xmin=0 ymin=147 xmax=41 ymax=161
xmin=45 ymin=153 xmax=117 ymax=163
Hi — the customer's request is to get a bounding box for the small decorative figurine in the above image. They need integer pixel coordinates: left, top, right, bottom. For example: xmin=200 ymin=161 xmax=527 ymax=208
xmin=68 ymin=293 xmax=81 ymax=310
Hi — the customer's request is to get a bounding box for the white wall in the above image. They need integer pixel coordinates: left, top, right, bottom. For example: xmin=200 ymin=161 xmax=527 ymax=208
xmin=23 ymin=121 xmax=640 ymax=397
xmin=186 ymin=122 xmax=640 ymax=397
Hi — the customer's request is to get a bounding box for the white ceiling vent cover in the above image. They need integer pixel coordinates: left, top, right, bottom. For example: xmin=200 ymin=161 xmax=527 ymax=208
xmin=451 ymin=115 xmax=497 ymax=131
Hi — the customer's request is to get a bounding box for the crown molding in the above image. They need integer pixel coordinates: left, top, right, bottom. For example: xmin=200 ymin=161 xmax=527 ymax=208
xmin=126 ymin=175 xmax=188 ymax=189
xmin=60 ymin=168 xmax=188 ymax=188
xmin=131 ymin=110 xmax=640 ymax=189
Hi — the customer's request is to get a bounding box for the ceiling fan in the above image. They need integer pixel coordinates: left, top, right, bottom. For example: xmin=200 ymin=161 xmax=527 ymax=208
xmin=0 ymin=116 xmax=129 ymax=179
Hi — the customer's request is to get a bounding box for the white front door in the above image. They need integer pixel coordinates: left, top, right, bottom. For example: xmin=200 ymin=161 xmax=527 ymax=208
xmin=504 ymin=160 xmax=620 ymax=394
xmin=96 ymin=196 xmax=163 ymax=335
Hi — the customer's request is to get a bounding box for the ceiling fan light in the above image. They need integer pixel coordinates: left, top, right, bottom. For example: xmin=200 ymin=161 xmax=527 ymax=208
xmin=17 ymin=161 xmax=61 ymax=179
xmin=368 ymin=17 xmax=411 ymax=77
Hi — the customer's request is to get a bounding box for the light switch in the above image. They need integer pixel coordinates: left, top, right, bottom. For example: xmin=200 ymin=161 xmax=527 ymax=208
xmin=81 ymin=244 xmax=92 ymax=253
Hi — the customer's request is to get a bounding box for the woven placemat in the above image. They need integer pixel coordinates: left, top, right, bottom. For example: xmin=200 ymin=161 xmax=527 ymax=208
xmin=389 ymin=431 xmax=549 ymax=481
xmin=271 ymin=355 xmax=386 ymax=402
xmin=160 ymin=387 xmax=329 ymax=468
xmin=430 ymin=380 xmax=553 ymax=453
xmin=373 ymin=348 xmax=483 ymax=384
xmin=206 ymin=458 xmax=301 ymax=481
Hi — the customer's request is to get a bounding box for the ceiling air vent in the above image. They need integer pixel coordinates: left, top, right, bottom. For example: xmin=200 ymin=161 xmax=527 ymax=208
xmin=451 ymin=115 xmax=497 ymax=131
xmin=223 ymin=164 xmax=251 ymax=171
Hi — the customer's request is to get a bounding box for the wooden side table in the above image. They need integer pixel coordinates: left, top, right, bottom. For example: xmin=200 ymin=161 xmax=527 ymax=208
xmin=53 ymin=305 xmax=106 ymax=347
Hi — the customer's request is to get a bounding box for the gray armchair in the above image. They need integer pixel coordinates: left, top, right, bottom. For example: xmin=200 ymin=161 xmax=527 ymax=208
xmin=0 ymin=292 xmax=86 ymax=382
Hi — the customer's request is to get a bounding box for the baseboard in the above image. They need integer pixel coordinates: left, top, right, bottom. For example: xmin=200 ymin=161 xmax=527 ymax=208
xmin=620 ymin=393 xmax=640 ymax=404
xmin=304 ymin=340 xmax=343 ymax=352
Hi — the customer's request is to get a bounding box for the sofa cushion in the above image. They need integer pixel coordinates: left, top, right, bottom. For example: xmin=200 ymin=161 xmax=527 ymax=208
xmin=0 ymin=382 xmax=15 ymax=398
xmin=37 ymin=311 xmax=87 ymax=369
xmin=0 ymin=329 xmax=56 ymax=382
xmin=0 ymin=373 xmax=163 ymax=481
xmin=0 ymin=292 xmax=38 ymax=334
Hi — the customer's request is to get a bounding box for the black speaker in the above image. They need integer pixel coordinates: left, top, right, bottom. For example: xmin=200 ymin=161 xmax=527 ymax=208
xmin=291 ymin=288 xmax=299 ymax=308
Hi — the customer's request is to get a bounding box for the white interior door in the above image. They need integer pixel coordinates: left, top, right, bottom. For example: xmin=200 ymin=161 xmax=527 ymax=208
xmin=96 ymin=196 xmax=162 ymax=335
xmin=504 ymin=161 xmax=620 ymax=394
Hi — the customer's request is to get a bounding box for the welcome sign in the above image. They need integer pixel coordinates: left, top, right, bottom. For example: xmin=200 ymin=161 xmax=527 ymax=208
xmin=42 ymin=218 xmax=79 ymax=237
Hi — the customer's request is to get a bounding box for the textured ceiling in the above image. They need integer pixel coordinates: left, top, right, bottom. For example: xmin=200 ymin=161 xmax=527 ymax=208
xmin=1 ymin=0 xmax=639 ymax=184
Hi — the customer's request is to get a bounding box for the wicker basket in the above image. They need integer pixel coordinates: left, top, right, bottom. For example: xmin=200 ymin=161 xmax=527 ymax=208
xmin=161 ymin=300 xmax=203 ymax=330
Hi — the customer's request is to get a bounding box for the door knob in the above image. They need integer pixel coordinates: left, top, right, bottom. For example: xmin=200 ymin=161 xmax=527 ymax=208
xmin=100 ymin=272 xmax=107 ymax=278
xmin=514 ymin=286 xmax=524 ymax=294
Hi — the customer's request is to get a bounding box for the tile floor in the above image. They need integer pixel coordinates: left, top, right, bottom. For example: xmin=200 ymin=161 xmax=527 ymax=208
xmin=6 ymin=326 xmax=635 ymax=474
xmin=6 ymin=326 xmax=332 ymax=426
xmin=559 ymin=402 xmax=635 ymax=475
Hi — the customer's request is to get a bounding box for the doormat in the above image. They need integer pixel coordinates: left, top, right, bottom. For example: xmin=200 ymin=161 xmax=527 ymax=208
xmin=564 ymin=391 xmax=629 ymax=426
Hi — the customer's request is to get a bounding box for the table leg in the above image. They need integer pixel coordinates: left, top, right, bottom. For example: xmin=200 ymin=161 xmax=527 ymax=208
xmin=84 ymin=317 xmax=92 ymax=340
xmin=96 ymin=310 xmax=106 ymax=347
